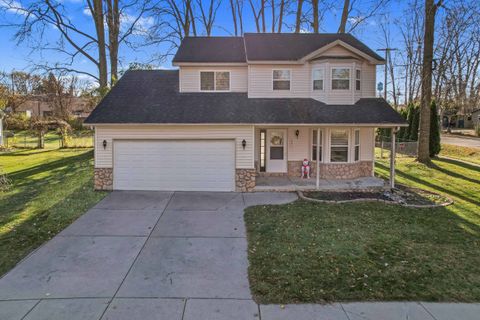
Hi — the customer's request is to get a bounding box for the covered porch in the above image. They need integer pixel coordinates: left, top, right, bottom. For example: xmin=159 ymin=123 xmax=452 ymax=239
xmin=253 ymin=125 xmax=401 ymax=191
xmin=255 ymin=176 xmax=385 ymax=192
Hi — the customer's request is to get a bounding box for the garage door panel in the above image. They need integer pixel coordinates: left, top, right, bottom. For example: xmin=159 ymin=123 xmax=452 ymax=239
xmin=113 ymin=140 xmax=235 ymax=191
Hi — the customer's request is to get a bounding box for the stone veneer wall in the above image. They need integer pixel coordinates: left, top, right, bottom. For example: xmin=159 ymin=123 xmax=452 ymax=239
xmin=94 ymin=168 xmax=113 ymax=190
xmin=287 ymin=161 xmax=373 ymax=179
xmin=236 ymin=169 xmax=256 ymax=192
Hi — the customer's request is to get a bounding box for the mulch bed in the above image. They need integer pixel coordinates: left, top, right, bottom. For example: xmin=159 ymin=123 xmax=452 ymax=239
xmin=302 ymin=185 xmax=453 ymax=208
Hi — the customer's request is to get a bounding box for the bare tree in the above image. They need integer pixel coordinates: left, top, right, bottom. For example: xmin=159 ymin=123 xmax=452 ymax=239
xmin=197 ymin=0 xmax=222 ymax=36
xmin=417 ymin=0 xmax=443 ymax=163
xmin=0 ymin=0 xmax=158 ymax=91
xmin=295 ymin=0 xmax=304 ymax=32
xmin=338 ymin=0 xmax=389 ymax=33
xmin=338 ymin=0 xmax=349 ymax=33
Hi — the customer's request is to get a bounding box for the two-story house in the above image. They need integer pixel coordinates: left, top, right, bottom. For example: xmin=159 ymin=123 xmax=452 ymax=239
xmin=84 ymin=33 xmax=406 ymax=192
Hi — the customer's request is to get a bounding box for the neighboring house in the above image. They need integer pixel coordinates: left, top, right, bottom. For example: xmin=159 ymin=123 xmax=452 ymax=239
xmin=84 ymin=33 xmax=406 ymax=192
xmin=471 ymin=109 xmax=480 ymax=128
xmin=15 ymin=95 xmax=92 ymax=119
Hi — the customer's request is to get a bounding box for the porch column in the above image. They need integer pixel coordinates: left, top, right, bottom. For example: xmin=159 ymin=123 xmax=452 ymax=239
xmin=390 ymin=127 xmax=398 ymax=190
xmin=316 ymin=128 xmax=320 ymax=189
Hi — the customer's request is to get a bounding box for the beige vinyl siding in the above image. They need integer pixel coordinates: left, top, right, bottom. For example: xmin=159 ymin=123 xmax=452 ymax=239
xmin=361 ymin=63 xmax=376 ymax=99
xmin=179 ymin=66 xmax=248 ymax=92
xmin=321 ymin=45 xmax=362 ymax=58
xmin=248 ymin=64 xmax=310 ymax=98
xmin=95 ymin=125 xmax=254 ymax=169
xmin=359 ymin=127 xmax=375 ymax=161
xmin=328 ymin=63 xmax=355 ymax=105
xmin=287 ymin=127 xmax=310 ymax=160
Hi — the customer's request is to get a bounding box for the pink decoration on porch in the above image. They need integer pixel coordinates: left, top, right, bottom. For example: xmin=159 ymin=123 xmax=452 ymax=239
xmin=301 ymin=159 xmax=311 ymax=179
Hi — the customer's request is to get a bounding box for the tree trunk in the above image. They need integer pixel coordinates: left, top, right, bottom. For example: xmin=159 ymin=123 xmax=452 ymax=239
xmin=312 ymin=0 xmax=319 ymax=33
xmin=106 ymin=0 xmax=120 ymax=86
xmin=271 ymin=0 xmax=275 ymax=33
xmin=261 ymin=0 xmax=266 ymax=32
xmin=277 ymin=0 xmax=284 ymax=32
xmin=338 ymin=0 xmax=350 ymax=33
xmin=230 ymin=0 xmax=238 ymax=35
xmin=91 ymin=0 xmax=108 ymax=91
xmin=237 ymin=0 xmax=244 ymax=35
xmin=417 ymin=0 xmax=441 ymax=163
xmin=295 ymin=0 xmax=304 ymax=33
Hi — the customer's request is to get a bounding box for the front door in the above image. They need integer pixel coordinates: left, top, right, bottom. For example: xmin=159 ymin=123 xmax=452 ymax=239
xmin=266 ymin=129 xmax=287 ymax=172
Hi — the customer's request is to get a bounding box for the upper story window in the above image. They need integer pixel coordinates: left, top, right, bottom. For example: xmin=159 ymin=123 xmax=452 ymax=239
xmin=330 ymin=129 xmax=349 ymax=162
xmin=331 ymin=68 xmax=350 ymax=90
xmin=356 ymin=69 xmax=361 ymax=91
xmin=354 ymin=129 xmax=360 ymax=161
xmin=200 ymin=71 xmax=230 ymax=91
xmin=273 ymin=70 xmax=291 ymax=90
xmin=312 ymin=69 xmax=324 ymax=91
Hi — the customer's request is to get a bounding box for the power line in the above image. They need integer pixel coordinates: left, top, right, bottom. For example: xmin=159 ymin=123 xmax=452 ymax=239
xmin=377 ymin=48 xmax=398 ymax=100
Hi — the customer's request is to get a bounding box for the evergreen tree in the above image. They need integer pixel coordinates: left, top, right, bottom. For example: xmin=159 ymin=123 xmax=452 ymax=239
xmin=404 ymin=103 xmax=415 ymax=140
xmin=429 ymin=100 xmax=441 ymax=157
xmin=398 ymin=108 xmax=408 ymax=140
xmin=409 ymin=106 xmax=420 ymax=141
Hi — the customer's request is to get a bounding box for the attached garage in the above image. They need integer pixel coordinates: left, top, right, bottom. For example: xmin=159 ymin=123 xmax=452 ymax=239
xmin=113 ymin=140 xmax=235 ymax=191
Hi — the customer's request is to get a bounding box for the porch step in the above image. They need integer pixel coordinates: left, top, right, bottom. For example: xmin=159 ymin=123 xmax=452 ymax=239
xmin=257 ymin=172 xmax=288 ymax=177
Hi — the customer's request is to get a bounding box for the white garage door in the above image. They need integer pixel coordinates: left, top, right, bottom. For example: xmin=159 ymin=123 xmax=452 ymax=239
xmin=113 ymin=140 xmax=235 ymax=191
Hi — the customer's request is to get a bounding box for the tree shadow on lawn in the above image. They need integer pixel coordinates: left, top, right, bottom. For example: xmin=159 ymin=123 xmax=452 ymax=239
xmin=0 ymin=151 xmax=95 ymax=232
xmin=376 ymin=162 xmax=480 ymax=208
xmin=0 ymin=178 xmax=106 ymax=276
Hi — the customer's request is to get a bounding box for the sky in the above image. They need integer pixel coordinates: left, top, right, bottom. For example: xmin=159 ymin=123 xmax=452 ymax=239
xmin=0 ymin=0 xmax=410 ymax=89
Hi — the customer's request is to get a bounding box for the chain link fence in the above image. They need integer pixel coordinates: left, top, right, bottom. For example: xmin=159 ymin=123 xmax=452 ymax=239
xmin=2 ymin=130 xmax=94 ymax=149
xmin=376 ymin=135 xmax=418 ymax=158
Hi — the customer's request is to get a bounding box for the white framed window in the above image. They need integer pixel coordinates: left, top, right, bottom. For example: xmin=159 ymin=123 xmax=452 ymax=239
xmin=312 ymin=69 xmax=324 ymax=91
xmin=355 ymin=69 xmax=361 ymax=91
xmin=354 ymin=129 xmax=360 ymax=161
xmin=330 ymin=129 xmax=349 ymax=162
xmin=273 ymin=69 xmax=291 ymax=90
xmin=312 ymin=129 xmax=322 ymax=161
xmin=331 ymin=68 xmax=350 ymax=90
xmin=200 ymin=71 xmax=230 ymax=91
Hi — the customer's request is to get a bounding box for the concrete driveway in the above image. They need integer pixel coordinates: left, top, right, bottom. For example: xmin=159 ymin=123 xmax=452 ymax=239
xmin=0 ymin=191 xmax=297 ymax=320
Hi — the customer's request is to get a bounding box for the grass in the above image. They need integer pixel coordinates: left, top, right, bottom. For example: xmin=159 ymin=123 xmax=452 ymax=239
xmin=439 ymin=144 xmax=480 ymax=165
xmin=245 ymin=156 xmax=480 ymax=303
xmin=0 ymin=148 xmax=107 ymax=276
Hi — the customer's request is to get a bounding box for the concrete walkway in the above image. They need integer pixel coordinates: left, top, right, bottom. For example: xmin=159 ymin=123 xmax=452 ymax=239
xmin=255 ymin=176 xmax=385 ymax=192
xmin=0 ymin=191 xmax=479 ymax=320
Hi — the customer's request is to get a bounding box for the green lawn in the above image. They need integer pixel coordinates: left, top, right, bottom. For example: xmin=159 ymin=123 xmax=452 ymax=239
xmin=0 ymin=148 xmax=107 ymax=275
xmin=245 ymin=156 xmax=480 ymax=303
xmin=439 ymin=144 xmax=480 ymax=165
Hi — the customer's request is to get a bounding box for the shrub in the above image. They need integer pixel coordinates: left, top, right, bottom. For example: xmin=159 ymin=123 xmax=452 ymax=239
xmin=4 ymin=113 xmax=31 ymax=130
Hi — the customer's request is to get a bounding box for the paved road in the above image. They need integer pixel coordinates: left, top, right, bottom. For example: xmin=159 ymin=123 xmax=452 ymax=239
xmin=1 ymin=191 xmax=479 ymax=319
xmin=441 ymin=134 xmax=480 ymax=148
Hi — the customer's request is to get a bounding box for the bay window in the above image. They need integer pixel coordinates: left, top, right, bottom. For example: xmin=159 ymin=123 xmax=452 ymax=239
xmin=312 ymin=69 xmax=324 ymax=91
xmin=356 ymin=69 xmax=361 ymax=91
xmin=330 ymin=129 xmax=349 ymax=162
xmin=331 ymin=68 xmax=350 ymax=90
xmin=354 ymin=129 xmax=360 ymax=161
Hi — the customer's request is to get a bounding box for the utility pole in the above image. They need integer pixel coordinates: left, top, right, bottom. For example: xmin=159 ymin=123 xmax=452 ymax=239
xmin=377 ymin=48 xmax=398 ymax=101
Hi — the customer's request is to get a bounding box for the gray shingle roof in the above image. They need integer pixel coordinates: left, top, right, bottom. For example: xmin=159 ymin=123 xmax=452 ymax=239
xmin=84 ymin=70 xmax=406 ymax=126
xmin=172 ymin=37 xmax=246 ymax=63
xmin=172 ymin=33 xmax=384 ymax=63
